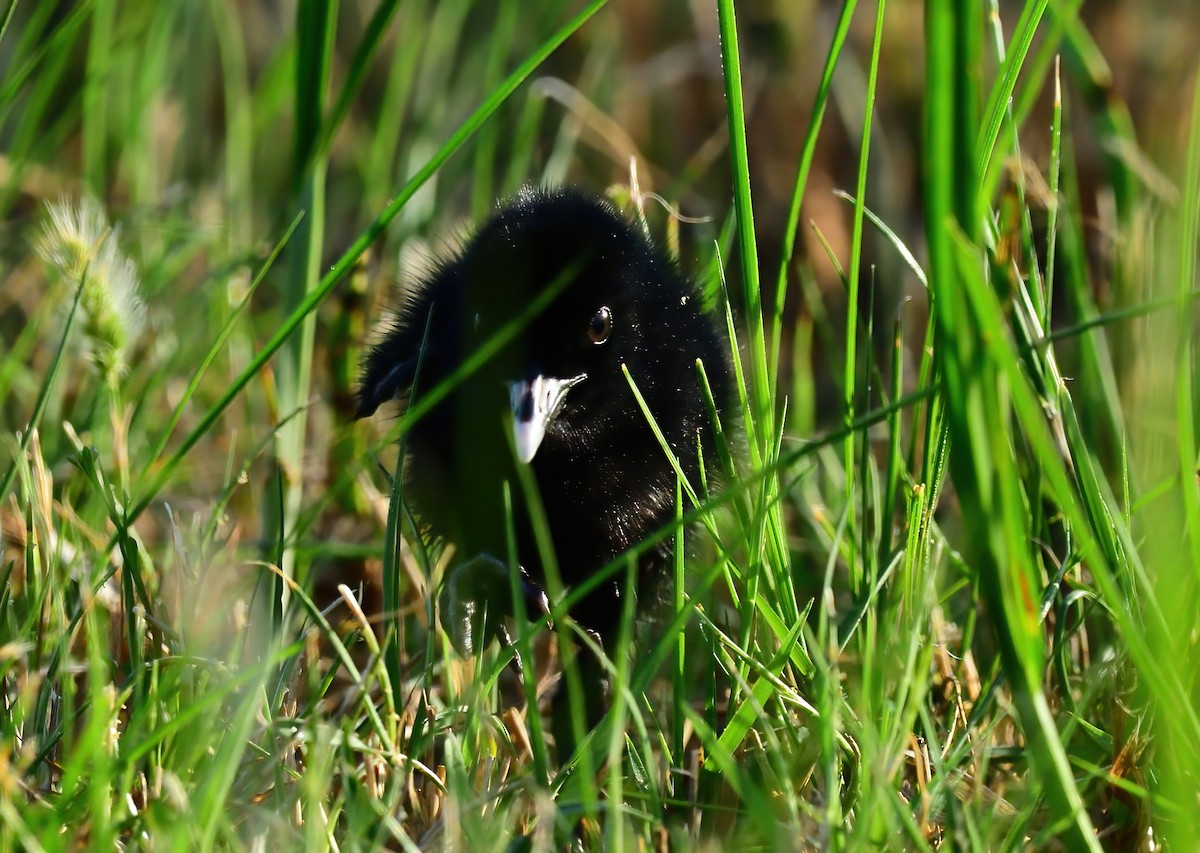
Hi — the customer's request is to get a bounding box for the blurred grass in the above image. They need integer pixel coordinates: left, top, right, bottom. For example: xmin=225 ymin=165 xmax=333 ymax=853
xmin=1 ymin=0 xmax=1198 ymax=849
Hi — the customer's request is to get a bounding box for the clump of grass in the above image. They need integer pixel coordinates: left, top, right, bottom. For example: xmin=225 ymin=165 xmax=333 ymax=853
xmin=1 ymin=0 xmax=1197 ymax=849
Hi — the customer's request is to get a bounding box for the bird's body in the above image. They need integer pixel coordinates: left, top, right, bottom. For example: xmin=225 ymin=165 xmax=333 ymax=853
xmin=357 ymin=188 xmax=733 ymax=726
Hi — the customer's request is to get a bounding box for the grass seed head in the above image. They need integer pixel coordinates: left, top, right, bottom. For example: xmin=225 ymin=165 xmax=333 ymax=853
xmin=36 ymin=196 xmax=145 ymax=386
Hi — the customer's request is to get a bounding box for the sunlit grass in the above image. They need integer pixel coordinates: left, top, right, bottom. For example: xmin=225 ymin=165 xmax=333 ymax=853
xmin=1 ymin=0 xmax=1197 ymax=849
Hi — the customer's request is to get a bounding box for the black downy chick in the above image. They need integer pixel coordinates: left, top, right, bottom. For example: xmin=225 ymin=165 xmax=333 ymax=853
xmin=356 ymin=187 xmax=733 ymax=740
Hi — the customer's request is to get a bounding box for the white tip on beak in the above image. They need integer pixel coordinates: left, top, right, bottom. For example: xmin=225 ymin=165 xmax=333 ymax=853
xmin=508 ymin=373 xmax=587 ymax=463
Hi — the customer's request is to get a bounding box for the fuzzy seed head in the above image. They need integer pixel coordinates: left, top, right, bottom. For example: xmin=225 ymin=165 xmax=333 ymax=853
xmin=37 ymin=197 xmax=145 ymax=385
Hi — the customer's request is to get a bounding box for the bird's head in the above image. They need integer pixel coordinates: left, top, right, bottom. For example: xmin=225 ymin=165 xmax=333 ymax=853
xmin=357 ymin=188 xmax=718 ymax=466
xmin=459 ymin=189 xmax=657 ymax=462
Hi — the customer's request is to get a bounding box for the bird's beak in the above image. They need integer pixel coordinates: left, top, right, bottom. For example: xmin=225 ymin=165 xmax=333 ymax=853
xmin=508 ymin=373 xmax=587 ymax=463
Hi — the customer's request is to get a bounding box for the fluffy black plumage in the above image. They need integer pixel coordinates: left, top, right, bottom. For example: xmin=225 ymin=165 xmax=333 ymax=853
xmin=357 ymin=187 xmax=733 ymax=733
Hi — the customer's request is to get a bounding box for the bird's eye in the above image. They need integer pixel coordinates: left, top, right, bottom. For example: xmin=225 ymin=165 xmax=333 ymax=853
xmin=588 ymin=306 xmax=612 ymax=345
